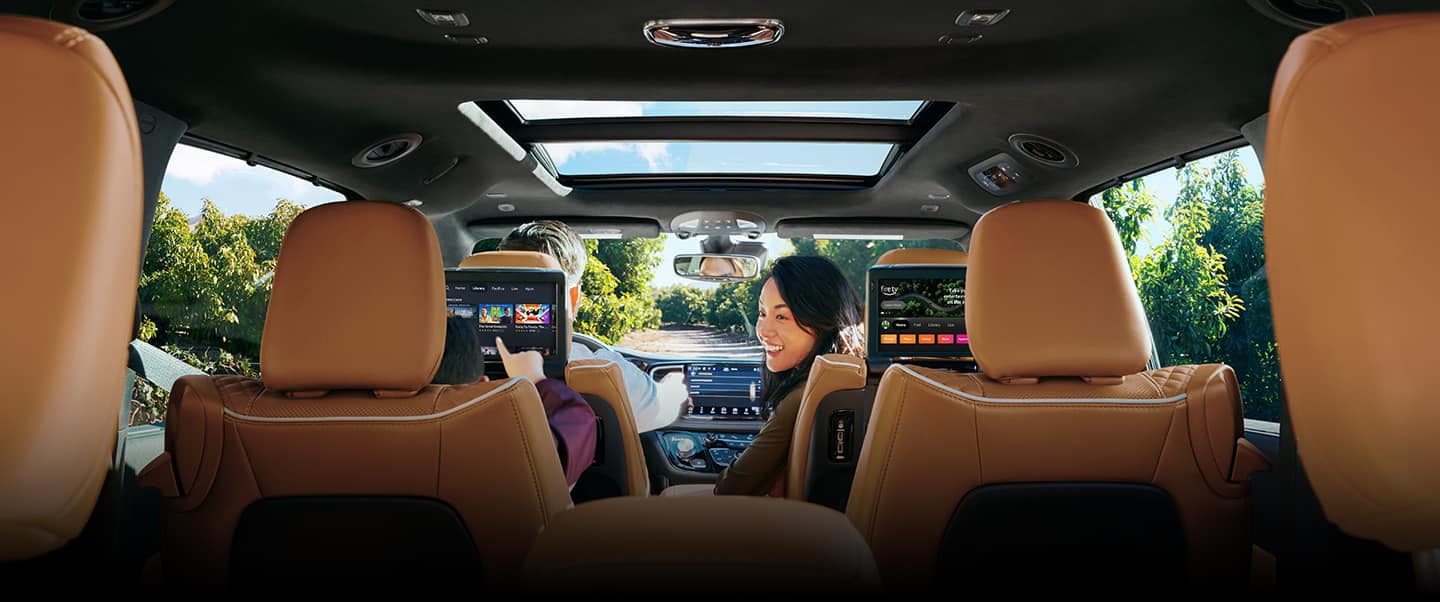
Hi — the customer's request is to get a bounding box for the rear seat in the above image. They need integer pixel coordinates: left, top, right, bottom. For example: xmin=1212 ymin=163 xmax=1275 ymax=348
xmin=523 ymin=496 xmax=879 ymax=592
xmin=785 ymin=248 xmax=967 ymax=510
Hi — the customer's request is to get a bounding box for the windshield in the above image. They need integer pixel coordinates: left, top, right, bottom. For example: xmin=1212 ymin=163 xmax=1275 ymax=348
xmin=483 ymin=234 xmax=962 ymax=358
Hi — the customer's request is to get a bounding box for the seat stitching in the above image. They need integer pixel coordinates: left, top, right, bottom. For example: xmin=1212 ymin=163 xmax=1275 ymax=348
xmin=435 ymin=388 xmax=444 ymax=499
xmin=229 ymin=418 xmax=264 ymax=499
xmin=965 ymin=372 xmax=987 ymax=396
xmin=1140 ymin=371 xmax=1165 ymax=397
xmin=1149 ymin=406 xmax=1178 ymax=484
xmin=867 ymin=375 xmax=907 ymax=540
xmin=510 ymin=390 xmax=549 ymax=522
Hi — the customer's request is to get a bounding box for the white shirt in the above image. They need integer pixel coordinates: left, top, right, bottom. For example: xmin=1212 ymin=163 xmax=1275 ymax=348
xmin=570 ymin=345 xmax=680 ymax=433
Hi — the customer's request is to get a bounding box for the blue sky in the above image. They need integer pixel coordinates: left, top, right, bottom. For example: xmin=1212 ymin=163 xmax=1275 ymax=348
xmin=544 ymin=141 xmax=894 ymax=177
xmin=515 ymin=100 xmax=914 ymax=178
xmin=160 ymin=145 xmax=342 ymax=217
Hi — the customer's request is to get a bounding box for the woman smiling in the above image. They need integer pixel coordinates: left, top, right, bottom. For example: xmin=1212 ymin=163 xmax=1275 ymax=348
xmin=714 ymin=256 xmax=865 ymax=495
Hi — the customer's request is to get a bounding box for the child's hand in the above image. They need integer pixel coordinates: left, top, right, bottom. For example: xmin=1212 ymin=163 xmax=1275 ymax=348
xmin=496 ymin=336 xmax=546 ymax=383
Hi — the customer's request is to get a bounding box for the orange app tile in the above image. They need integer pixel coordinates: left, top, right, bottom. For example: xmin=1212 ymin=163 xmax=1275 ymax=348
xmin=880 ymin=334 xmax=898 ymax=345
xmin=918 ymin=334 xmax=936 ymax=345
xmin=898 ymin=334 xmax=917 ymax=345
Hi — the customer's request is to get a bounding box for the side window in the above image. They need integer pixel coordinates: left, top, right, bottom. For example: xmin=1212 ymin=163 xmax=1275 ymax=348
xmin=1090 ymin=147 xmax=1279 ymax=421
xmin=132 ymin=144 xmax=343 ymax=424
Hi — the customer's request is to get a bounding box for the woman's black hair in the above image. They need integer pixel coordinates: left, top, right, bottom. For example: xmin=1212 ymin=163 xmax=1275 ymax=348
xmin=758 ymin=256 xmax=865 ymax=410
xmin=433 ymin=315 xmax=485 ymax=385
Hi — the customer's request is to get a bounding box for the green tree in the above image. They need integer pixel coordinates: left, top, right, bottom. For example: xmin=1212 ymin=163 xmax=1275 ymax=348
xmin=134 ymin=194 xmax=303 ymax=424
xmin=1100 ymin=180 xmax=1157 ymax=260
xmin=592 ymin=238 xmax=664 ymax=297
xmin=1101 ymin=150 xmax=1281 ymax=421
xmin=575 ymin=244 xmax=662 ymax=344
xmin=139 ymin=194 xmax=300 ymax=367
xmin=655 ymin=285 xmax=712 ymax=325
xmin=1135 ymin=198 xmax=1243 ymax=364
xmin=788 ymin=238 xmax=965 ymax=292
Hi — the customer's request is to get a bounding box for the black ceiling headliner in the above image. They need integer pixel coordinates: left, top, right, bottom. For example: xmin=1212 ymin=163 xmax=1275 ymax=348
xmin=15 ymin=0 xmax=1433 ymax=262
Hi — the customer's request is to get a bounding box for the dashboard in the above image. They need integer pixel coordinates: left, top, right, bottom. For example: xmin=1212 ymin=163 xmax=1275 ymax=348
xmin=645 ymin=359 xmax=765 ymax=476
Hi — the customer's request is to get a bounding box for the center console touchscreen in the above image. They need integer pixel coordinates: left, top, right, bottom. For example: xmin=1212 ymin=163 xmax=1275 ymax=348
xmin=685 ymin=363 xmax=763 ymax=419
xmin=444 ymin=268 xmax=569 ymax=377
xmin=867 ymin=265 xmax=971 ymax=359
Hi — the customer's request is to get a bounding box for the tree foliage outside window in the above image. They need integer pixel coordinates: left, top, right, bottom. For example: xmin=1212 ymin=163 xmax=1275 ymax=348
xmin=1098 ymin=149 xmax=1279 ymax=421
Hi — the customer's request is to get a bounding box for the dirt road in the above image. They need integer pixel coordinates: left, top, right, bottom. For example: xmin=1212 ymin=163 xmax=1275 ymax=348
xmin=618 ymin=325 xmax=762 ymax=359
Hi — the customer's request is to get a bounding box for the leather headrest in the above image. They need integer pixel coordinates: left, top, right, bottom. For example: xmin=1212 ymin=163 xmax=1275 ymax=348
xmin=1266 ymin=14 xmax=1440 ymax=550
xmin=261 ymin=201 xmax=444 ymax=394
xmin=874 ymin=248 xmax=967 ymax=266
xmin=967 ymin=200 xmax=1151 ymax=381
xmin=0 ymin=15 xmax=142 ymax=561
xmin=460 ymin=250 xmax=562 ymax=270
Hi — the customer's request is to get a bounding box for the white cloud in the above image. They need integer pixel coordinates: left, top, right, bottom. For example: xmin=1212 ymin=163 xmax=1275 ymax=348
xmin=509 ymin=100 xmax=651 ymax=120
xmin=545 ymin=141 xmax=672 ymax=171
xmin=165 ymin=144 xmax=251 ymax=185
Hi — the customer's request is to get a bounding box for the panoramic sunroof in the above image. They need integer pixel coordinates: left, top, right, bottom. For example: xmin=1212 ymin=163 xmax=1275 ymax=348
xmin=508 ymin=100 xmax=925 ymax=122
xmin=537 ymin=141 xmax=896 ymax=177
xmin=461 ymin=99 xmax=953 ymax=188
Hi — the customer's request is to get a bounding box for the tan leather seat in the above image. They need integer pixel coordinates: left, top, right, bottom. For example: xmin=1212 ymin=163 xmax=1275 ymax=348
xmin=461 ymin=250 xmax=649 ymax=498
xmin=785 ymin=248 xmax=966 ymax=509
xmin=847 ymin=200 xmax=1269 ymax=590
xmin=1265 ymin=14 xmax=1440 ymax=555
xmin=785 ymin=354 xmax=867 ymax=506
xmin=137 ymin=202 xmax=573 ymax=584
xmin=0 ymin=16 xmax=143 ymax=561
xmin=523 ymin=496 xmax=880 ymax=591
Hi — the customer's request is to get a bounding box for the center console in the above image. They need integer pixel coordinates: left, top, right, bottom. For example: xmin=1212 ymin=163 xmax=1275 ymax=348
xmin=650 ymin=361 xmax=765 ymax=474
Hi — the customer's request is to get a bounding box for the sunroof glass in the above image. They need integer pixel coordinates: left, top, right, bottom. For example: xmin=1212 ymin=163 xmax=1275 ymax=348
xmin=538 ymin=141 xmax=896 ymax=177
xmin=509 ymin=100 xmax=924 ymax=122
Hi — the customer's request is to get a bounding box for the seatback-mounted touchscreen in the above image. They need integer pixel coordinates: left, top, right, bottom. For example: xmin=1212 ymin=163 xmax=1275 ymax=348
xmin=866 ymin=265 xmax=971 ymax=360
xmin=444 ymin=267 xmax=569 ymax=379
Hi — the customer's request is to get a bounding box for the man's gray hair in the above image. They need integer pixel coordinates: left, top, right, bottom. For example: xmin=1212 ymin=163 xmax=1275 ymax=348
xmin=498 ymin=220 xmax=587 ymax=288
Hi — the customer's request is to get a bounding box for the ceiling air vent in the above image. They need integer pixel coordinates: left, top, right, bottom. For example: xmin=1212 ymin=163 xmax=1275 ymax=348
xmin=352 ymin=134 xmax=423 ymax=168
xmin=1245 ymin=0 xmax=1373 ymax=30
xmin=1009 ymin=134 xmax=1078 ymax=168
xmin=56 ymin=0 xmax=176 ymax=31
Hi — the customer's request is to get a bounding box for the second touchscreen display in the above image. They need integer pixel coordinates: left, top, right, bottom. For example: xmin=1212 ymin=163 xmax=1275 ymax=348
xmin=445 ymin=281 xmax=560 ymax=358
xmin=875 ymin=277 xmax=969 ymax=355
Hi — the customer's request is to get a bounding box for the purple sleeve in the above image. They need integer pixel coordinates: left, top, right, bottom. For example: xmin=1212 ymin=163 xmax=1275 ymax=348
xmin=534 ymin=378 xmax=598 ymax=486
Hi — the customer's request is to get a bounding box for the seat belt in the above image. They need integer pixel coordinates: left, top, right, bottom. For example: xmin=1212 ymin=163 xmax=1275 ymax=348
xmin=127 ymin=339 xmax=204 ymax=393
xmin=125 ymin=339 xmax=200 ymax=497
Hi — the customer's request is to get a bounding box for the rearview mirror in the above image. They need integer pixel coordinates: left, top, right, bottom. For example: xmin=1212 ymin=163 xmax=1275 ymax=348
xmin=674 ymin=254 xmax=761 ymax=283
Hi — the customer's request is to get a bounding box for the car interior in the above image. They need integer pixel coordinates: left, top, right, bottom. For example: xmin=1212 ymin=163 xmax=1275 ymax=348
xmin=2 ymin=0 xmax=1439 ymax=593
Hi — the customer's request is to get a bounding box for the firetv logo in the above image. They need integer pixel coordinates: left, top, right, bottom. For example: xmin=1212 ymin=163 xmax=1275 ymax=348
xmin=880 ymin=285 xmax=900 ymax=296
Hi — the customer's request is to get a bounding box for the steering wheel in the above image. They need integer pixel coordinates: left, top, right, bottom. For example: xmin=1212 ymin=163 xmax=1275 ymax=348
xmin=572 ymin=332 xmax=613 ymax=354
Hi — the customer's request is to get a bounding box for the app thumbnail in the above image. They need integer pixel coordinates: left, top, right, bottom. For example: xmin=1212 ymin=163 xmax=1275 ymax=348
xmin=515 ymin=303 xmax=552 ymax=325
xmin=477 ymin=304 xmax=513 ymax=325
xmin=446 ymin=304 xmax=477 ymax=319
